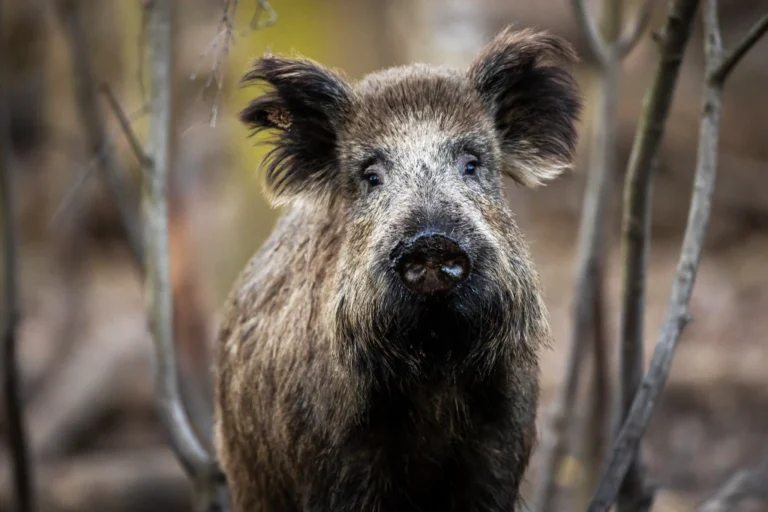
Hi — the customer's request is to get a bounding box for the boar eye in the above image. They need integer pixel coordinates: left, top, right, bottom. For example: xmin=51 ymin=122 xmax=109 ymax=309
xmin=363 ymin=171 xmax=382 ymax=187
xmin=360 ymin=155 xmax=385 ymax=190
xmin=459 ymin=154 xmax=479 ymax=177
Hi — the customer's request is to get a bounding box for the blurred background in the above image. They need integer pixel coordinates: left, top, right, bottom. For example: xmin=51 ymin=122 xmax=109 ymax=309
xmin=0 ymin=0 xmax=766 ymax=510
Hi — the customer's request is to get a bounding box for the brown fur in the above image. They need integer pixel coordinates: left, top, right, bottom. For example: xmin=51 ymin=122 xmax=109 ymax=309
xmin=215 ymin=26 xmax=581 ymax=511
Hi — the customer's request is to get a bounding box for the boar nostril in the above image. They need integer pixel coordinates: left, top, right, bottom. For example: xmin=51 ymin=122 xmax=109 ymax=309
xmin=440 ymin=259 xmax=466 ymax=279
xmin=403 ymin=260 xmax=428 ymax=284
xmin=391 ymin=233 xmax=470 ymax=295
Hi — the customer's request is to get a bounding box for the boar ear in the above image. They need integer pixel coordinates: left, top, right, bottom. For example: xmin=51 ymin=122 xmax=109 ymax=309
xmin=239 ymin=55 xmax=353 ymax=202
xmin=468 ymin=27 xmax=582 ymax=187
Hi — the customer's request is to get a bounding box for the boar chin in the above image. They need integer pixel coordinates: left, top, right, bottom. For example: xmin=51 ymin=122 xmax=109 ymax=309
xmin=339 ymin=270 xmax=516 ymax=384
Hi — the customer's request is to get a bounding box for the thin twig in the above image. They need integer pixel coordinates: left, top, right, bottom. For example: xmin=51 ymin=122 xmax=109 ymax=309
xmin=190 ymin=30 xmax=228 ymax=83
xmin=191 ymin=0 xmax=238 ymax=128
xmin=56 ymin=0 xmax=144 ymax=265
xmin=144 ymin=2 xmax=229 ymax=510
xmin=49 ymin=104 xmax=150 ymax=230
xmin=0 ymin=2 xmax=34 ymax=508
xmin=587 ymin=1 xmax=768 ymax=509
xmin=697 ymin=456 xmax=768 ymax=512
xmin=708 ymin=13 xmax=768 ymax=84
xmin=191 ymin=0 xmax=277 ymax=128
xmin=49 ymin=153 xmax=103 ymax=226
xmin=247 ymin=0 xmax=278 ymax=31
xmin=100 ymin=84 xmax=153 ymax=168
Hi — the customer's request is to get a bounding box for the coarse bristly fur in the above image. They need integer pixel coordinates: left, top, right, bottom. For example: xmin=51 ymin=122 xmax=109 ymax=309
xmin=215 ymin=25 xmax=581 ymax=512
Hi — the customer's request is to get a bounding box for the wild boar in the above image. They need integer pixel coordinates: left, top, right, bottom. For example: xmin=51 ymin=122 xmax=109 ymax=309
xmin=215 ymin=26 xmax=581 ymax=512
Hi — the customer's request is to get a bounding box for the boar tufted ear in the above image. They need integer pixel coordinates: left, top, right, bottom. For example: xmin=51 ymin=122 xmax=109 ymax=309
xmin=239 ymin=54 xmax=354 ymax=202
xmin=468 ymin=27 xmax=582 ymax=187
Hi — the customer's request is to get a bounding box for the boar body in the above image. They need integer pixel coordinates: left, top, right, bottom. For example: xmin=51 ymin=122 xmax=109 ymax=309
xmin=215 ymin=26 xmax=581 ymax=512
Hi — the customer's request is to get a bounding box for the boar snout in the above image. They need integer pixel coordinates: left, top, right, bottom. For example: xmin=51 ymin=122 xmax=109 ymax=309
xmin=389 ymin=232 xmax=471 ymax=295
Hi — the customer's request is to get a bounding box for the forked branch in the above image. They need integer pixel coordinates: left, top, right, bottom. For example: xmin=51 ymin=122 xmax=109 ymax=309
xmin=616 ymin=0 xmax=655 ymax=57
xmin=573 ymin=0 xmax=613 ymax=64
xmin=708 ymin=13 xmax=768 ymax=84
xmin=573 ymin=0 xmax=654 ymax=66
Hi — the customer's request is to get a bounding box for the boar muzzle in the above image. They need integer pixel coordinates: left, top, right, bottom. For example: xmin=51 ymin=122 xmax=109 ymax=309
xmin=390 ymin=232 xmax=471 ymax=295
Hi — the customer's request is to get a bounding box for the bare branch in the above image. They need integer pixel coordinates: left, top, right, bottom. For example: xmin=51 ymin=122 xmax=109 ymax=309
xmin=709 ymin=13 xmax=768 ymax=85
xmin=608 ymin=1 xmax=700 ymax=510
xmin=144 ymin=2 xmax=229 ymax=510
xmin=614 ymin=7 xmax=657 ymax=505
xmin=698 ymin=457 xmax=768 ymax=512
xmin=586 ymin=0 xmax=752 ymax=509
xmin=0 ymin=3 xmax=34 ymax=508
xmin=56 ymin=0 xmax=144 ymax=265
xmin=145 ymin=0 xmax=210 ymax=477
xmin=100 ymin=84 xmax=153 ymax=168
xmin=616 ymin=0 xmax=655 ymax=57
